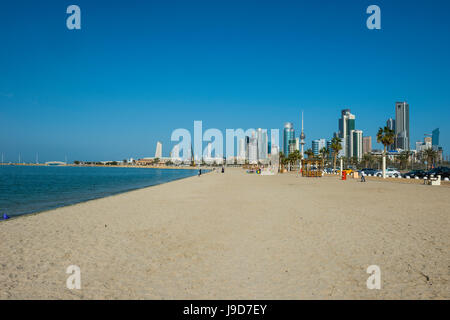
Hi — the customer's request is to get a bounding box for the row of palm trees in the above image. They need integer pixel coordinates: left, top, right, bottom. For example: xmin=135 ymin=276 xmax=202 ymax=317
xmin=279 ymin=144 xmax=338 ymax=172
xmin=278 ymin=126 xmax=441 ymax=176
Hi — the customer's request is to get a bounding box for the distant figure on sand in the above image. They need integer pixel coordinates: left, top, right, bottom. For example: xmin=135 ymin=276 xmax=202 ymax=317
xmin=198 ymin=168 xmax=202 ymax=177
xmin=221 ymin=167 xmax=225 ymax=173
xmin=361 ymin=174 xmax=366 ymax=182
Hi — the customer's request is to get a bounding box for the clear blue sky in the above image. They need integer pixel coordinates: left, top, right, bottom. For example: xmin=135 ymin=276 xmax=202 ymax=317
xmin=1 ymin=0 xmax=449 ymax=162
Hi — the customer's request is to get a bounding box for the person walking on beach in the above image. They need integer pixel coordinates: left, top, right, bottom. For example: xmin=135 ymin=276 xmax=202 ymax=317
xmin=221 ymin=166 xmax=225 ymax=173
xmin=198 ymin=168 xmax=202 ymax=177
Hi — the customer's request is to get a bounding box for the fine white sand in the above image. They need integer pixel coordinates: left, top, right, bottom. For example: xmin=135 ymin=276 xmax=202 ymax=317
xmin=0 ymin=168 xmax=448 ymax=299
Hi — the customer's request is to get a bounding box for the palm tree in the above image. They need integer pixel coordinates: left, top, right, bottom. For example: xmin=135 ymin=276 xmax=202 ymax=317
xmin=351 ymin=156 xmax=359 ymax=169
xmin=376 ymin=126 xmax=395 ymax=178
xmin=422 ymin=148 xmax=437 ymax=170
xmin=305 ymin=149 xmax=314 ymax=159
xmin=290 ymin=150 xmax=302 ymax=170
xmin=362 ymin=153 xmax=372 ymax=168
xmin=330 ymin=136 xmax=343 ymax=171
xmin=397 ymin=151 xmax=410 ymax=170
xmin=319 ymin=147 xmax=329 ymax=169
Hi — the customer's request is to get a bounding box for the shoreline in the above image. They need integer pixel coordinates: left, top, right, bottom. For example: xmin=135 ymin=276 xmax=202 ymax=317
xmin=0 ymin=163 xmax=208 ymax=170
xmin=1 ymin=167 xmax=210 ymax=221
xmin=1 ymin=172 xmax=202 ymax=224
xmin=1 ymin=168 xmax=448 ymax=299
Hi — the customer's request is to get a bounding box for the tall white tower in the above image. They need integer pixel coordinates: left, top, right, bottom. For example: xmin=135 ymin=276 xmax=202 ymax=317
xmin=155 ymin=141 xmax=162 ymax=158
xmin=171 ymin=144 xmax=179 ymax=160
xmin=300 ymin=111 xmax=306 ymax=158
xmin=238 ymin=138 xmax=246 ymax=160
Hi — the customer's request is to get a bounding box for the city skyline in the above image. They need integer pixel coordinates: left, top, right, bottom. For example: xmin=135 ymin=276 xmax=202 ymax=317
xmin=1 ymin=1 xmax=449 ymax=162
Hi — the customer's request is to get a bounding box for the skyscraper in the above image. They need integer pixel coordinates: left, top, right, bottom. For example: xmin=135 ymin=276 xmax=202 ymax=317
xmin=395 ymin=102 xmax=410 ymax=150
xmin=155 ymin=141 xmax=162 ymax=158
xmin=256 ymin=128 xmax=268 ymax=161
xmin=283 ymin=122 xmax=295 ymax=156
xmin=312 ymin=139 xmax=326 ymax=156
xmin=432 ymin=128 xmax=440 ymax=146
xmin=238 ymin=138 xmax=246 ymax=161
xmin=362 ymin=136 xmax=372 ymax=155
xmin=326 ymin=140 xmax=333 ymax=159
xmin=387 ymin=118 xmax=396 ymax=131
xmin=245 ymin=136 xmax=250 ymax=159
xmin=338 ymin=109 xmax=355 ymax=157
xmin=350 ymin=130 xmax=363 ymax=161
xmin=248 ymin=132 xmax=258 ymax=164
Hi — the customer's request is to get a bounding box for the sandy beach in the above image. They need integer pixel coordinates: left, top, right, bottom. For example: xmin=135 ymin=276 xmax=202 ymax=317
xmin=0 ymin=168 xmax=448 ymax=299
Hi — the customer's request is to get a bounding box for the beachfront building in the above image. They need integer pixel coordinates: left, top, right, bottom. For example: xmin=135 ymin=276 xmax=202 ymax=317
xmin=350 ymin=130 xmax=363 ymax=161
xmin=256 ymin=128 xmax=268 ymax=162
xmin=237 ymin=138 xmax=246 ymax=164
xmin=326 ymin=140 xmax=333 ymax=159
xmin=155 ymin=141 xmax=162 ymax=158
xmin=283 ymin=122 xmax=295 ymax=156
xmin=395 ymin=101 xmax=410 ymax=150
xmin=312 ymin=139 xmax=326 ymax=156
xmin=248 ymin=133 xmax=258 ymax=164
xmin=338 ymin=109 xmax=355 ymax=158
xmin=362 ymin=136 xmax=372 ymax=155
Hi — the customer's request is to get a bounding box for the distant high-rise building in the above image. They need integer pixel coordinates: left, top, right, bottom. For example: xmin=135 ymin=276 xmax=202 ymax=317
xmin=326 ymin=140 xmax=332 ymax=159
xmin=312 ymin=139 xmax=326 ymax=155
xmin=350 ymin=130 xmax=363 ymax=161
xmin=386 ymin=118 xmax=396 ymax=150
xmin=245 ymin=136 xmax=250 ymax=159
xmin=256 ymin=128 xmax=268 ymax=161
xmin=432 ymin=128 xmax=440 ymax=146
xmin=248 ymin=132 xmax=258 ymax=164
xmin=387 ymin=118 xmax=396 ymax=131
xmin=238 ymin=138 xmax=246 ymax=160
xmin=416 ymin=141 xmax=424 ymax=152
xmin=155 ymin=141 xmax=162 ymax=158
xmin=295 ymin=137 xmax=300 ymax=151
xmin=395 ymin=102 xmax=410 ymax=150
xmin=288 ymin=140 xmax=296 ymax=155
xmin=338 ymin=109 xmax=355 ymax=157
xmin=362 ymin=136 xmax=372 ymax=154
xmin=283 ymin=122 xmax=295 ymax=156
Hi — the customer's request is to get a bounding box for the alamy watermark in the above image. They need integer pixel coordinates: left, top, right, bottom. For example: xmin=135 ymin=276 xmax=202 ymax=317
xmin=170 ymin=121 xmax=280 ymax=165
xmin=65 ymin=5 xmax=381 ymax=31
xmin=66 ymin=265 xmax=81 ymax=290
xmin=366 ymin=265 xmax=381 ymax=290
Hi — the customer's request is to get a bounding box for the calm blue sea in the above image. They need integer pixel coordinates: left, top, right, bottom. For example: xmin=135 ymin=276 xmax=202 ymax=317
xmin=0 ymin=165 xmax=199 ymax=218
